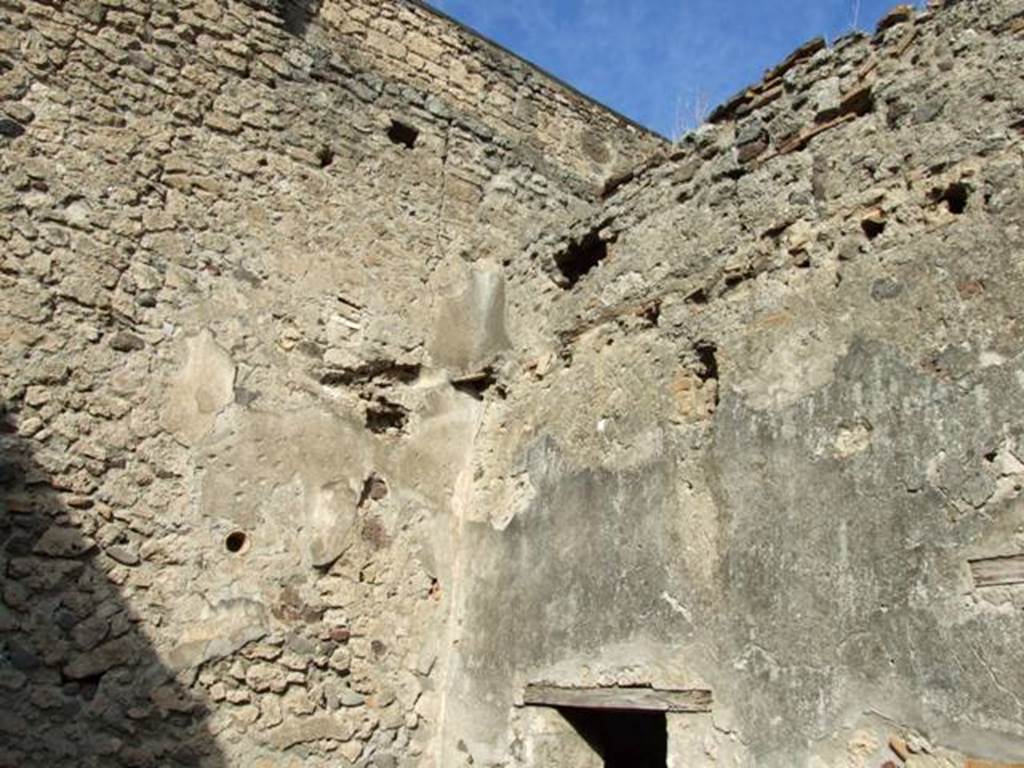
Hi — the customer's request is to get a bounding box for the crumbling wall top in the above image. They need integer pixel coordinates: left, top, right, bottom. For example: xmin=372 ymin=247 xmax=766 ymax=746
xmin=311 ymin=0 xmax=667 ymax=190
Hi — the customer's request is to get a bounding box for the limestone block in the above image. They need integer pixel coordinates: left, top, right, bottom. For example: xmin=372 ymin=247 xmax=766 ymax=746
xmin=244 ymin=662 xmax=289 ymax=693
xmin=32 ymin=526 xmax=95 ymax=557
xmin=261 ymin=713 xmax=357 ymax=749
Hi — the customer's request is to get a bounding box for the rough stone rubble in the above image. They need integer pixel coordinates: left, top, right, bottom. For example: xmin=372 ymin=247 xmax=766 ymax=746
xmin=1 ymin=0 xmax=1024 ymax=766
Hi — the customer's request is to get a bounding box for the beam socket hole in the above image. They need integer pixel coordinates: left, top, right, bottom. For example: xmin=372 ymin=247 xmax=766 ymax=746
xmin=225 ymin=531 xmax=249 ymax=554
xmin=387 ymin=120 xmax=419 ymax=149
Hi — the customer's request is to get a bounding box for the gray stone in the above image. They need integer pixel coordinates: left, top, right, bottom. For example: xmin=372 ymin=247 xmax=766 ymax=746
xmin=63 ymin=637 xmax=137 ymax=679
xmin=105 ymin=544 xmax=140 ymax=567
xmin=33 ymin=527 xmax=95 ymax=558
xmin=109 ymin=331 xmax=146 ymax=352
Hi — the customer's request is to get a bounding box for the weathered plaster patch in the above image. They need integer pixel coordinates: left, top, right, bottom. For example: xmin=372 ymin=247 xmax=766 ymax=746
xmin=162 ymin=330 xmax=236 ymax=446
xmin=198 ymin=407 xmax=372 ymax=569
xmin=730 ymin=313 xmax=848 ymax=412
xmin=430 ymin=262 xmax=510 ymax=374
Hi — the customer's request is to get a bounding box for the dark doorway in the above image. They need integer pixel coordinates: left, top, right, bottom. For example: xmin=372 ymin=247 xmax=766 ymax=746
xmin=559 ymin=706 xmax=667 ymax=767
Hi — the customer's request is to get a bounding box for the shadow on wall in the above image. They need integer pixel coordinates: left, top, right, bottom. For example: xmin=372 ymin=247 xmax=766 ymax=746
xmin=279 ymin=0 xmax=323 ymax=36
xmin=0 ymin=403 xmax=225 ymax=767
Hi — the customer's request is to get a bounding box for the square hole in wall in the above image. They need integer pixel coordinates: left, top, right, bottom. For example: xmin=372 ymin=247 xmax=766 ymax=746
xmin=558 ymin=706 xmax=667 ymax=767
xmin=387 ymin=119 xmax=419 ymax=149
xmin=522 ymin=684 xmax=711 ymax=768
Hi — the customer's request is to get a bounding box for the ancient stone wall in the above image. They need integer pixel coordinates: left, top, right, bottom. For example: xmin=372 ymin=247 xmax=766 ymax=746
xmin=445 ymin=1 xmax=1024 ymax=766
xmin=3 ymin=0 xmax=1024 ymax=767
xmin=0 ymin=1 xmax=660 ymax=766
xmin=314 ymin=0 xmax=663 ymax=188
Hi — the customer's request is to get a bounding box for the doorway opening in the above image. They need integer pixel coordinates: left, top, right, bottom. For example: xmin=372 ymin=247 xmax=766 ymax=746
xmin=558 ymin=706 xmax=667 ymax=767
xmin=522 ymin=684 xmax=711 ymax=767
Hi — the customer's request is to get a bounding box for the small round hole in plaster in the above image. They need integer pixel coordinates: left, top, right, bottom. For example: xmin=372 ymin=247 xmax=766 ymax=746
xmin=225 ymin=531 xmax=250 ymax=554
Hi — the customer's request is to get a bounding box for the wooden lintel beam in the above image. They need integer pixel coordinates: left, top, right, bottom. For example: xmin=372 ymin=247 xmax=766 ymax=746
xmin=522 ymin=685 xmax=712 ymax=714
xmin=969 ymin=554 xmax=1024 ymax=588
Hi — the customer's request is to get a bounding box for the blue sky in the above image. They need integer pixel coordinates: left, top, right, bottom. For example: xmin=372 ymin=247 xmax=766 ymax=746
xmin=428 ymin=0 xmax=920 ymax=137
